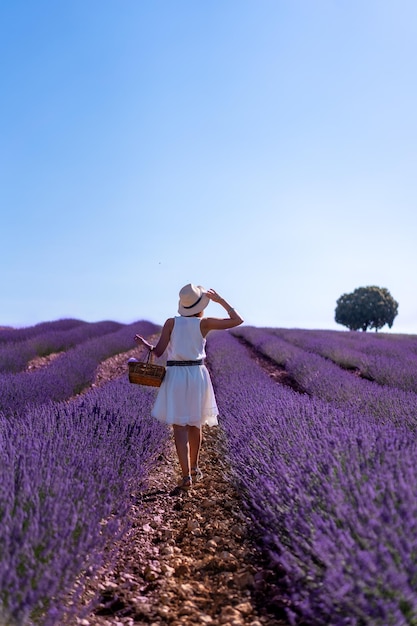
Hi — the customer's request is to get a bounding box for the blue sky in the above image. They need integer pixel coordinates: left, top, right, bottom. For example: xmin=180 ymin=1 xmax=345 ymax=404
xmin=1 ymin=1 xmax=416 ymax=333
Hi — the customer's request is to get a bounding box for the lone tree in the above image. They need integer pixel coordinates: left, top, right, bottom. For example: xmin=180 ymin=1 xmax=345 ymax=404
xmin=335 ymin=286 xmax=399 ymax=332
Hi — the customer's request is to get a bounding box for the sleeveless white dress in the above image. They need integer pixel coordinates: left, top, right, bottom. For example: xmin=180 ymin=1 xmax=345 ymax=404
xmin=151 ymin=316 xmax=218 ymax=427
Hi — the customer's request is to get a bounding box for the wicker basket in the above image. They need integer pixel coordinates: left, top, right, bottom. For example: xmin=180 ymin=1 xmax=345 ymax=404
xmin=128 ymin=353 xmax=166 ymax=387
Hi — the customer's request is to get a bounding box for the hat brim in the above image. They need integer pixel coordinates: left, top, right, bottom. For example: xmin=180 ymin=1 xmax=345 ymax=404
xmin=178 ymin=292 xmax=210 ymax=316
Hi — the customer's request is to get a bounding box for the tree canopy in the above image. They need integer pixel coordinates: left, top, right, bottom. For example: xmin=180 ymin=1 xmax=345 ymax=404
xmin=335 ymin=286 xmax=399 ymax=332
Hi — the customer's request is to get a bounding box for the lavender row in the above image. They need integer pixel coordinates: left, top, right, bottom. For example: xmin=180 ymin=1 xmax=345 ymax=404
xmin=207 ymin=331 xmax=417 ymax=625
xmin=272 ymin=328 xmax=417 ymax=394
xmin=0 ymin=318 xmax=86 ymax=345
xmin=0 ymin=320 xmax=159 ymax=416
xmin=273 ymin=327 xmax=417 ymax=358
xmin=0 ymin=376 xmax=169 ymax=625
xmin=233 ymin=327 xmax=417 ymax=430
xmin=0 ymin=320 xmax=123 ymax=374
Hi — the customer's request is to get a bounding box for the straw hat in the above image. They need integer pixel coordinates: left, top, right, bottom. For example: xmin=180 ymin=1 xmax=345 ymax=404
xmin=178 ymin=283 xmax=210 ymax=316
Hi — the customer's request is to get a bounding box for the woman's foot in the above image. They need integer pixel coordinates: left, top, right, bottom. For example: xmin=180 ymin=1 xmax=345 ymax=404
xmin=170 ymin=475 xmax=192 ymax=496
xmin=191 ymin=466 xmax=203 ymax=482
xmin=179 ymin=475 xmax=192 ymax=490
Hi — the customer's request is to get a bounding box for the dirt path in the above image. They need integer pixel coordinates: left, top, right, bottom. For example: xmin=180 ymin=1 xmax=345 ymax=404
xmin=71 ymin=344 xmax=289 ymax=626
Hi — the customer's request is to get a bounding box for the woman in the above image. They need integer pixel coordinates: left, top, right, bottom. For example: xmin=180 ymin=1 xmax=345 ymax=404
xmin=134 ymin=283 xmax=243 ymax=492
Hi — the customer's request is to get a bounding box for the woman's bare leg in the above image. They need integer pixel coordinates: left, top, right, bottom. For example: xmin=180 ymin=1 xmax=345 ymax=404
xmin=188 ymin=425 xmax=202 ymax=470
xmin=172 ymin=425 xmax=190 ymax=477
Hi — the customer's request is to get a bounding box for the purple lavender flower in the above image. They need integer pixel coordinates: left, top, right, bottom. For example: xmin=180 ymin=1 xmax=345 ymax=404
xmin=207 ymin=330 xmax=417 ymax=625
xmin=0 ymin=376 xmax=169 ymax=625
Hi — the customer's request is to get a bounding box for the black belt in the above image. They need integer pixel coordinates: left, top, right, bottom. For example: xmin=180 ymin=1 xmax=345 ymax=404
xmin=166 ymin=360 xmax=203 ymax=366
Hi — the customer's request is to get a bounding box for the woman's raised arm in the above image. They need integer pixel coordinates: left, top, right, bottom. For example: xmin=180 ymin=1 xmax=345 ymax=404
xmin=200 ymin=289 xmax=243 ymax=336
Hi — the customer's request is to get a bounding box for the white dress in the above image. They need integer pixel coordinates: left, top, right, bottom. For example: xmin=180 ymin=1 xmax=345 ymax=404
xmin=151 ymin=316 xmax=218 ymax=427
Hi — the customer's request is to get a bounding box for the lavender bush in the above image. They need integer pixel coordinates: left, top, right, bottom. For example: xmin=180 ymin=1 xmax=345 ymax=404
xmin=0 ymin=376 xmax=168 ymax=625
xmin=208 ymin=331 xmax=417 ymax=625
xmin=233 ymin=327 xmax=417 ymax=430
xmin=0 ymin=320 xmax=123 ymax=374
xmin=0 ymin=319 xmax=85 ymax=345
xmin=0 ymin=321 xmax=159 ymax=416
xmin=270 ymin=328 xmax=417 ymax=394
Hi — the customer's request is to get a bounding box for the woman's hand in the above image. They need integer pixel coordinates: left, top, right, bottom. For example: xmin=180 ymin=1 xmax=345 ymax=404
xmin=205 ymin=288 xmax=242 ymax=323
xmin=206 ymin=288 xmax=224 ymax=304
xmin=206 ymin=289 xmax=232 ymax=311
xmin=134 ymin=334 xmax=153 ymax=351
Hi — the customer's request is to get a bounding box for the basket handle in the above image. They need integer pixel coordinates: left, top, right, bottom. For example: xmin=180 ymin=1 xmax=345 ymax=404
xmin=145 ymin=349 xmax=154 ymax=364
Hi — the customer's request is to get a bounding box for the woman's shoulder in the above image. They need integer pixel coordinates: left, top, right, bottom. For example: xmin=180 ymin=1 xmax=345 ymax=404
xmin=163 ymin=317 xmax=175 ymax=330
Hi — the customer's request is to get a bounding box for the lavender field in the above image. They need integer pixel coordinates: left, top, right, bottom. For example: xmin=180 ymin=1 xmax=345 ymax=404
xmin=2 ymin=320 xmax=417 ymax=625
xmin=1 ymin=319 xmax=169 ymax=625
xmin=222 ymin=326 xmax=417 ymax=625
